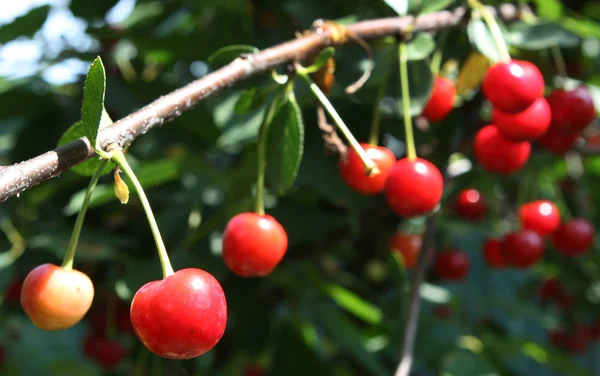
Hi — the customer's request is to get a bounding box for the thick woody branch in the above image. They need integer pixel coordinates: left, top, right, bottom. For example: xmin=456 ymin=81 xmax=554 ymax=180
xmin=0 ymin=4 xmax=524 ymax=202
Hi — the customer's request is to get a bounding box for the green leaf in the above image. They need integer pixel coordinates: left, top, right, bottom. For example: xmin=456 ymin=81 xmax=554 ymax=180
xmin=81 ymin=57 xmax=107 ymax=150
xmin=508 ymin=21 xmax=580 ymax=50
xmin=396 ymin=58 xmax=435 ymax=116
xmin=56 ymin=117 xmax=113 ymax=177
xmin=265 ymin=92 xmax=304 ymax=195
xmin=325 ymin=284 xmax=383 ymax=325
xmin=304 ymin=47 xmax=336 ymax=74
xmin=0 ymin=5 xmax=50 ymax=43
xmin=467 ymin=16 xmax=509 ymax=63
xmin=69 ymin=0 xmax=119 ymax=21
xmin=383 ymin=0 xmax=409 ymax=16
xmin=208 ymin=45 xmax=259 ymax=67
xmin=234 ymin=87 xmax=274 ymax=115
xmin=418 ymin=0 xmax=456 ymax=14
xmin=441 ymin=349 xmax=499 ymax=376
xmin=405 ymin=33 xmax=436 ymax=60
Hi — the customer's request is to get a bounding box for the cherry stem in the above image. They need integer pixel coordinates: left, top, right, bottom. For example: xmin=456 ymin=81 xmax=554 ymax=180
xmin=256 ymin=89 xmax=287 ymax=215
xmin=550 ymin=44 xmax=568 ymax=82
xmin=468 ymin=0 xmax=511 ymax=63
xmin=110 ymin=149 xmax=174 ymax=278
xmin=61 ymin=159 xmax=109 ymax=270
xmin=398 ymin=43 xmax=417 ymax=161
xmin=368 ymin=69 xmax=390 ymax=146
xmin=297 ymin=65 xmax=380 ymax=176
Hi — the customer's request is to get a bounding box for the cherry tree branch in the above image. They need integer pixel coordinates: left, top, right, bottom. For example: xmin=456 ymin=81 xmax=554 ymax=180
xmin=0 ymin=3 xmax=525 ymax=202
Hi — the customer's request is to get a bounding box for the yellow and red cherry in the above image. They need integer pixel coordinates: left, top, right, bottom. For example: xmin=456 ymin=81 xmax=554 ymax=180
xmin=389 ymin=233 xmax=422 ymax=269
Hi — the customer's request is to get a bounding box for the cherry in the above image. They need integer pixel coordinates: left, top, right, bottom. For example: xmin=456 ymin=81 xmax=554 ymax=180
xmin=433 ymin=250 xmax=469 ymax=281
xmin=546 ymin=86 xmax=596 ymax=133
xmin=538 ymin=278 xmax=561 ymax=301
xmin=474 ymin=125 xmax=531 ymax=174
xmin=130 ymin=268 xmax=227 ymax=359
xmin=492 ymin=97 xmax=551 ymax=141
xmin=562 ymin=327 xmax=590 ymax=353
xmin=421 ymin=75 xmax=456 ymax=123
xmin=519 ymin=200 xmax=561 ymax=236
xmin=482 ymin=60 xmax=544 ymax=113
xmin=338 ymin=143 xmax=396 ymax=195
xmin=244 ymin=366 xmax=265 ymax=376
xmin=552 ymin=218 xmax=595 ymax=256
xmin=385 ymin=158 xmax=443 ymax=218
xmin=4 ymin=277 xmax=23 ymax=303
xmin=483 ymin=238 xmax=505 ymax=268
xmin=537 ymin=128 xmax=579 ymax=155
xmin=501 ymin=230 xmax=544 ymax=268
xmin=222 ymin=213 xmax=288 ymax=277
xmin=20 ymin=264 xmax=94 ymax=330
xmin=454 ymin=188 xmax=487 ymax=221
xmin=389 ymin=233 xmax=422 ymax=269
xmin=83 ymin=335 xmax=125 ymax=369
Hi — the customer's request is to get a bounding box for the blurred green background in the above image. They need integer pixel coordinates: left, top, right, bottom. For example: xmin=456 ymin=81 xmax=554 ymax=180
xmin=0 ymin=0 xmax=600 ymax=375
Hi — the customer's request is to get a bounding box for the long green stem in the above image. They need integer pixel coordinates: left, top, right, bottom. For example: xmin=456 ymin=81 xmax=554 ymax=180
xmin=368 ymin=69 xmax=390 ymax=146
xmin=62 ymin=159 xmax=109 ymax=270
xmin=468 ymin=0 xmax=511 ymax=63
xmin=111 ymin=150 xmax=174 ymax=278
xmin=398 ymin=43 xmax=417 ymax=161
xmin=298 ymin=69 xmax=379 ymax=176
xmin=256 ymin=91 xmax=286 ymax=215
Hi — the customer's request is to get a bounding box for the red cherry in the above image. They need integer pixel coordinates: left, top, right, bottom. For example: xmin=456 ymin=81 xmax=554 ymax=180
xmin=222 ymin=213 xmax=288 ymax=277
xmin=562 ymin=327 xmax=589 ymax=353
xmin=83 ymin=335 xmax=126 ymax=369
xmin=454 ymin=188 xmax=487 ymax=221
xmin=537 ymin=128 xmax=579 ymax=155
xmin=434 ymin=250 xmax=470 ymax=281
xmin=483 ymin=238 xmax=505 ymax=268
xmin=492 ymin=97 xmax=551 ymax=141
xmin=482 ymin=60 xmax=545 ymax=113
xmin=552 ymin=218 xmax=595 ymax=256
xmin=538 ymin=278 xmax=561 ymax=301
xmin=474 ymin=125 xmax=531 ymax=174
xmin=422 ymin=75 xmax=456 ymax=123
xmin=338 ymin=143 xmax=396 ymax=195
xmin=130 ymin=268 xmax=227 ymax=359
xmin=519 ymin=200 xmax=561 ymax=236
xmin=587 ymin=322 xmax=600 ymax=341
xmin=385 ymin=158 xmax=443 ymax=218
xmin=4 ymin=278 xmax=23 ymax=303
xmin=502 ymin=230 xmax=544 ymax=268
xmin=547 ymin=87 xmax=596 ymax=133
xmin=389 ymin=233 xmax=422 ymax=269
xmin=21 ymin=264 xmax=94 ymax=330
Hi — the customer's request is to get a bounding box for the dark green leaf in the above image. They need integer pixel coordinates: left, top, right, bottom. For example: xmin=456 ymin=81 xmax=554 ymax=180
xmin=396 ymin=58 xmax=435 ymax=116
xmin=265 ymin=92 xmax=304 ymax=195
xmin=234 ymin=87 xmax=274 ymax=115
xmin=467 ymin=16 xmax=509 ymax=62
xmin=69 ymin=0 xmax=119 ymax=21
xmin=81 ymin=57 xmax=107 ymax=149
xmin=383 ymin=0 xmax=409 ymax=16
xmin=56 ymin=119 xmax=113 ymax=177
xmin=271 ymin=324 xmax=330 ymax=376
xmin=508 ymin=21 xmax=580 ymax=49
xmin=406 ymin=33 xmax=436 ymax=60
xmin=208 ymin=45 xmax=259 ymax=67
xmin=0 ymin=6 xmax=50 ymax=43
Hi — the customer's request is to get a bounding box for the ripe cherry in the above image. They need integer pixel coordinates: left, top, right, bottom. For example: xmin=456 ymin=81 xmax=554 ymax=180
xmin=482 ymin=60 xmax=544 ymax=113
xmin=338 ymin=143 xmax=396 ymax=195
xmin=4 ymin=277 xmax=23 ymax=303
xmin=422 ymin=75 xmax=456 ymax=123
xmin=552 ymin=218 xmax=595 ymax=256
xmin=502 ymin=230 xmax=544 ymax=268
xmin=222 ymin=213 xmax=288 ymax=277
xmin=519 ymin=200 xmax=560 ymax=236
xmin=539 ymin=278 xmax=561 ymax=301
xmin=21 ymin=264 xmax=94 ymax=330
xmin=83 ymin=335 xmax=126 ymax=369
xmin=130 ymin=268 xmax=227 ymax=359
xmin=537 ymin=128 xmax=579 ymax=155
xmin=492 ymin=97 xmax=551 ymax=141
xmin=546 ymin=86 xmax=596 ymax=133
xmin=434 ymin=250 xmax=469 ymax=281
xmin=454 ymin=188 xmax=487 ymax=221
xmin=562 ymin=327 xmax=590 ymax=353
xmin=389 ymin=233 xmax=422 ymax=269
xmin=385 ymin=158 xmax=443 ymax=218
xmin=474 ymin=125 xmax=531 ymax=174
xmin=483 ymin=238 xmax=505 ymax=268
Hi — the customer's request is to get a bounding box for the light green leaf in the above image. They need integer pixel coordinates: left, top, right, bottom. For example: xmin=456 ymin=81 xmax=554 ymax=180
xmin=208 ymin=45 xmax=259 ymax=67
xmin=467 ymin=16 xmax=509 ymax=63
xmin=406 ymin=33 xmax=436 ymax=60
xmin=508 ymin=21 xmax=580 ymax=50
xmin=418 ymin=0 xmax=455 ymax=14
xmin=325 ymin=284 xmax=383 ymax=325
xmin=81 ymin=57 xmax=107 ymax=150
xmin=265 ymin=92 xmax=304 ymax=195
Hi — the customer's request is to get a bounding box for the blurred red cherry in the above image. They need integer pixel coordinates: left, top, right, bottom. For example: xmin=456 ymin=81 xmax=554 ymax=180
xmin=454 ymin=189 xmax=487 ymax=221
xmin=552 ymin=218 xmax=595 ymax=256
xmin=483 ymin=238 xmax=505 ymax=268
